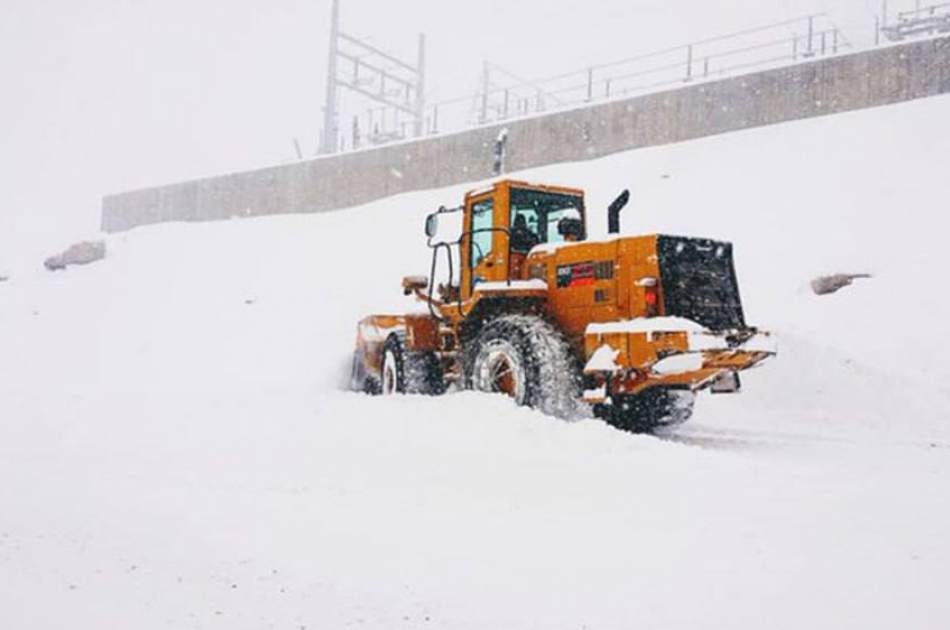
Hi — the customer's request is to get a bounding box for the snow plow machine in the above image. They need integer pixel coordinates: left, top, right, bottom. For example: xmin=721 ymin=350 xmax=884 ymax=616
xmin=350 ymin=180 xmax=775 ymax=432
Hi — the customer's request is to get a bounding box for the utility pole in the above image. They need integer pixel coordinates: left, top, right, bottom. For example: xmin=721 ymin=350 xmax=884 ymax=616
xmin=480 ymin=61 xmax=490 ymax=124
xmin=414 ymin=34 xmax=426 ymax=138
xmin=321 ymin=0 xmax=340 ymax=155
xmin=319 ymin=0 xmax=426 ymax=155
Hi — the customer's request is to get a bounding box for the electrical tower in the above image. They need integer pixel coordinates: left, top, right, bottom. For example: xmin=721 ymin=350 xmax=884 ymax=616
xmin=320 ymin=0 xmax=426 ymax=154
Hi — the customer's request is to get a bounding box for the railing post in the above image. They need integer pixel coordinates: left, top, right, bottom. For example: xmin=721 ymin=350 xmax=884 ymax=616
xmin=793 ymin=33 xmax=799 ymax=60
xmin=806 ymin=15 xmax=815 ymax=57
xmin=703 ymin=57 xmax=709 ymax=78
xmin=587 ymin=68 xmax=594 ymax=101
xmin=685 ymin=44 xmax=693 ymax=81
xmin=821 ymin=31 xmax=827 ymax=55
xmin=833 ymin=28 xmax=839 ymax=53
xmin=480 ymin=62 xmax=489 ymax=124
xmin=875 ymin=16 xmax=881 ymax=45
xmin=605 ymin=78 xmax=612 ymax=98
xmin=503 ymin=89 xmax=510 ymax=119
xmin=413 ymin=33 xmax=426 ymax=138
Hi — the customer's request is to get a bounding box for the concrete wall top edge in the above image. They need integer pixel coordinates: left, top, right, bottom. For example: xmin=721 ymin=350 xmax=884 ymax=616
xmin=102 ymin=35 xmax=950 ymax=232
xmin=109 ymin=37 xmax=943 ymax=200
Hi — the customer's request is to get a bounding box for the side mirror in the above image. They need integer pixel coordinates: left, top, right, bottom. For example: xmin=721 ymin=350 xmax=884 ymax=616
xmin=425 ymin=214 xmax=439 ymax=238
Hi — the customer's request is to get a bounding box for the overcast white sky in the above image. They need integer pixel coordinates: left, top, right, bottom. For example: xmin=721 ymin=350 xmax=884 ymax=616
xmin=0 ymin=0 xmax=890 ymax=260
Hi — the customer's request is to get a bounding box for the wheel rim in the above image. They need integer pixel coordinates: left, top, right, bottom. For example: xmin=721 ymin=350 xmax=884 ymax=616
xmin=473 ymin=340 xmax=526 ymax=404
xmin=381 ymin=350 xmax=398 ymax=395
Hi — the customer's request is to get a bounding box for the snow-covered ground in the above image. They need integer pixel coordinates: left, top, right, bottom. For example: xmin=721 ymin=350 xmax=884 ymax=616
xmin=2 ymin=95 xmax=950 ymax=629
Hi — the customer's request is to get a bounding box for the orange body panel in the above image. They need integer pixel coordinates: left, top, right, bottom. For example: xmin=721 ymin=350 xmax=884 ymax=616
xmin=522 ymin=235 xmax=662 ymax=338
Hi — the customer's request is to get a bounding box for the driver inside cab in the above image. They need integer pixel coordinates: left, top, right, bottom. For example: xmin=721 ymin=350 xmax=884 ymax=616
xmin=510 ymin=214 xmax=540 ymax=252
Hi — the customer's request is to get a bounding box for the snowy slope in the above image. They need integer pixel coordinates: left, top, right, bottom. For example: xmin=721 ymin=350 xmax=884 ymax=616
xmin=2 ymin=95 xmax=950 ymax=629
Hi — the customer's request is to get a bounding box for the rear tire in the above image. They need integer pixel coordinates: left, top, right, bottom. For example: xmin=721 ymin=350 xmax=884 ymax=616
xmin=465 ymin=315 xmax=581 ymax=419
xmin=595 ymin=388 xmax=695 ymax=433
xmin=380 ymin=333 xmax=445 ymax=396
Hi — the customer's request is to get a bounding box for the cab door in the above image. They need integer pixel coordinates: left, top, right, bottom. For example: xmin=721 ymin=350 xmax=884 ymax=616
xmin=461 ymin=190 xmax=506 ymax=301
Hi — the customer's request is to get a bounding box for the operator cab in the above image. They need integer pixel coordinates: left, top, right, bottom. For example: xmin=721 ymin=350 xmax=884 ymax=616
xmin=420 ymin=180 xmax=587 ymax=307
xmin=463 ymin=180 xmax=586 ymax=298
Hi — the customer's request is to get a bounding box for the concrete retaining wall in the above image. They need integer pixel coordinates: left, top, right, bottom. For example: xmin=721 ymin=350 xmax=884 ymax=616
xmin=102 ymin=36 xmax=950 ymax=232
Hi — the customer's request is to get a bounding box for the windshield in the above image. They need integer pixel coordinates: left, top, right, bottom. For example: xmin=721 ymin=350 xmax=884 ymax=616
xmin=509 ymin=188 xmax=584 ymax=252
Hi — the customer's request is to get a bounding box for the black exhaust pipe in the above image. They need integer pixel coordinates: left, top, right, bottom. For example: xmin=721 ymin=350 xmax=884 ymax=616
xmin=607 ymin=189 xmax=630 ymax=235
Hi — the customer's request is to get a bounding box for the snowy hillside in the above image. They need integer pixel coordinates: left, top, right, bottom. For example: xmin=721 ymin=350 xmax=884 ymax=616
xmin=2 ymin=94 xmax=950 ymax=629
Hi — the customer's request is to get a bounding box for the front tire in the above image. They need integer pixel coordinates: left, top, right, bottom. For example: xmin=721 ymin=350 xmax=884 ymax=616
xmin=380 ymin=333 xmax=444 ymax=396
xmin=465 ymin=315 xmax=581 ymax=419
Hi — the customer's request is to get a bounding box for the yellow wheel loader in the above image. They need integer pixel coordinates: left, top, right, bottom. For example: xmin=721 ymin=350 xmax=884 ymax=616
xmin=350 ymin=179 xmax=774 ymax=432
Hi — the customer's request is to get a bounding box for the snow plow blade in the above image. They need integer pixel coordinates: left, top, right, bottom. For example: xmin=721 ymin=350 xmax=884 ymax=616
xmin=350 ymin=314 xmax=442 ymax=392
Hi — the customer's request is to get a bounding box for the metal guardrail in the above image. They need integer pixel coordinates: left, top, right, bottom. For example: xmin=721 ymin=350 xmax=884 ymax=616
xmin=330 ymin=3 xmax=950 ymax=154
xmin=429 ymin=14 xmax=850 ymax=134
xmin=340 ymin=14 xmax=851 ymax=151
xmin=881 ymin=2 xmax=950 ymax=41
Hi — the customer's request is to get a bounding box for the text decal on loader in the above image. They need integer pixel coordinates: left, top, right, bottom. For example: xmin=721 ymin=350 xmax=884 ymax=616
xmin=557 ymin=260 xmax=614 ymax=288
xmin=557 ymin=261 xmax=595 ymax=288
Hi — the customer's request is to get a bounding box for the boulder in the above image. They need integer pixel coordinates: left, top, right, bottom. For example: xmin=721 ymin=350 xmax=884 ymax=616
xmin=811 ymin=273 xmax=872 ymax=296
xmin=44 ymin=240 xmax=107 ymax=271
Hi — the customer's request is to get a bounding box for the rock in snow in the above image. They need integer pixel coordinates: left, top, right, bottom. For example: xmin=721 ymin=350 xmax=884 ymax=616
xmin=44 ymin=240 xmax=107 ymax=271
xmin=810 ymin=273 xmax=872 ymax=296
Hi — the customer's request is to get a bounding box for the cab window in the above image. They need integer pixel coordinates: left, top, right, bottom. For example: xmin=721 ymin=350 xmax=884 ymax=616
xmin=510 ymin=188 xmax=584 ymax=250
xmin=469 ymin=198 xmax=494 ymax=268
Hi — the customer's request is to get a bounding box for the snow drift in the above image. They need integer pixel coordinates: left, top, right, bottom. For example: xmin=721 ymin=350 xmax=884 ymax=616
xmin=2 ymin=95 xmax=950 ymax=629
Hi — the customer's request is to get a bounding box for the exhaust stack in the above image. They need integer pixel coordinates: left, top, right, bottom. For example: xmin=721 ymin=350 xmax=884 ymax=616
xmin=607 ymin=189 xmax=630 ymax=235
